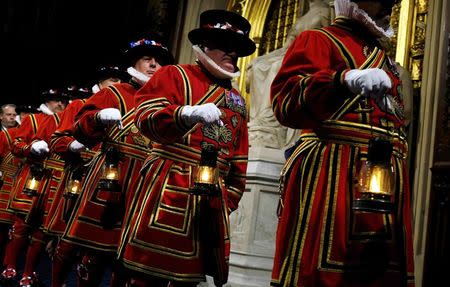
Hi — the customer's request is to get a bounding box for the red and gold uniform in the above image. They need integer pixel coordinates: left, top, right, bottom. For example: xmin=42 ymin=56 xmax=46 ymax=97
xmin=44 ymin=98 xmax=90 ymax=236
xmin=0 ymin=128 xmax=19 ymax=225
xmin=118 ymin=64 xmax=248 ymax=285
xmin=2 ymin=112 xmax=58 ymax=277
xmin=0 ymin=128 xmax=19 ymax=263
xmin=7 ymin=113 xmax=59 ymax=217
xmin=61 ymin=83 xmax=148 ymax=252
xmin=24 ymin=113 xmax=64 ymax=228
xmin=270 ymin=17 xmax=414 ymax=287
xmin=42 ymin=98 xmax=100 ymax=287
xmin=16 ymin=112 xmax=66 ymax=283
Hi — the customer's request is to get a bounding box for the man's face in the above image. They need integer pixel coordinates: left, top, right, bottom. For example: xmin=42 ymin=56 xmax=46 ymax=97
xmin=99 ymin=77 xmax=121 ymax=89
xmin=354 ymin=1 xmax=394 ymax=30
xmin=0 ymin=106 xmax=17 ymax=128
xmin=135 ymin=56 xmax=162 ymax=79
xmin=204 ymin=47 xmax=238 ymax=73
xmin=46 ymin=100 xmax=66 ymax=113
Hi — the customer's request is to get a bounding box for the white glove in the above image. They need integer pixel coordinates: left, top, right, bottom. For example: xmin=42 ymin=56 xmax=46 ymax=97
xmin=30 ymin=140 xmax=49 ymax=155
xmin=97 ymin=108 xmax=123 ymax=129
xmin=68 ymin=140 xmax=86 ymax=153
xmin=344 ymin=68 xmax=392 ymax=97
xmin=181 ymin=103 xmax=223 ymax=126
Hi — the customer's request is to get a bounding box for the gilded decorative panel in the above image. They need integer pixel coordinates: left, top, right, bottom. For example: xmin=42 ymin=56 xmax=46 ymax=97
xmin=258 ymin=0 xmax=302 ymax=55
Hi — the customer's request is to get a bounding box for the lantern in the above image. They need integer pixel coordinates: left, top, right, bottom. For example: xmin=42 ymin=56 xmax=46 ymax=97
xmin=23 ymin=164 xmax=44 ymax=197
xmin=62 ymin=164 xmax=85 ymax=222
xmin=353 ymin=138 xmax=396 ymax=213
xmin=190 ymin=146 xmax=220 ymax=196
xmin=65 ymin=178 xmax=82 ymax=197
xmin=97 ymin=146 xmax=120 ymax=191
xmin=64 ymin=165 xmax=85 ymax=199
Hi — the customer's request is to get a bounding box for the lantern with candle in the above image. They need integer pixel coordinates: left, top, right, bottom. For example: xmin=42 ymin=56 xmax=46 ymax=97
xmin=353 ymin=137 xmax=396 ymax=213
xmin=97 ymin=145 xmax=121 ymax=192
xmin=190 ymin=146 xmax=220 ymax=196
xmin=23 ymin=163 xmax=44 ymax=197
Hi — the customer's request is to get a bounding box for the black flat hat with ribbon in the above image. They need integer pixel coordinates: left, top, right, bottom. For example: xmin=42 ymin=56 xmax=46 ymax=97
xmin=124 ymin=36 xmax=175 ymax=66
xmin=188 ymin=9 xmax=256 ymax=57
xmin=62 ymin=85 xmax=92 ymax=100
xmin=95 ymin=65 xmax=129 ymax=83
xmin=41 ymin=88 xmax=68 ymax=102
xmin=16 ymin=105 xmax=39 ymax=115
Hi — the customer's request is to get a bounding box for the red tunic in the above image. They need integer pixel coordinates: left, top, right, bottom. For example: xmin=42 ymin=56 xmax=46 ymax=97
xmin=118 ymin=64 xmax=248 ymax=285
xmin=270 ymin=17 xmax=414 ymax=287
xmin=25 ymin=112 xmax=65 ymax=227
xmin=0 ymin=127 xmax=19 ymax=224
xmin=61 ymin=83 xmax=148 ymax=252
xmin=7 ymin=113 xmax=57 ymax=217
xmin=44 ymin=99 xmax=94 ymax=236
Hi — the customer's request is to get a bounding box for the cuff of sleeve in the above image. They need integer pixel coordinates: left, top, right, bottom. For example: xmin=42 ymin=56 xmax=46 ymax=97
xmin=94 ymin=112 xmax=102 ymax=127
xmin=333 ymin=69 xmax=350 ymax=86
xmin=66 ymin=139 xmax=75 ymax=153
xmin=174 ymin=106 xmax=193 ymax=133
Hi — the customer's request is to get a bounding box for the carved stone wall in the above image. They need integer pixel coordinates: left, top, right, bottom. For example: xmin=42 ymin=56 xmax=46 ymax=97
xmin=227 ymin=147 xmax=284 ymax=286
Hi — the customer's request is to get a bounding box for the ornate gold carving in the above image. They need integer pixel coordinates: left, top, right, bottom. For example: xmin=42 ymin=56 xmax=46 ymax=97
xmin=411 ymin=14 xmax=427 ymax=58
xmin=417 ymin=0 xmax=428 ymax=13
xmin=411 ymin=59 xmax=423 ymax=85
xmin=409 ymin=0 xmax=428 ymax=88
xmin=230 ymin=0 xmax=248 ymax=15
xmin=388 ymin=3 xmax=402 ymax=58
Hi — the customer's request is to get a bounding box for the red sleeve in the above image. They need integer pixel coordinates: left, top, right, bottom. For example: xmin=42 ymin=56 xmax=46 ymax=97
xmin=72 ymin=88 xmax=118 ymax=147
xmin=134 ymin=65 xmax=191 ymax=144
xmin=33 ymin=113 xmax=61 ymax=143
xmin=11 ymin=115 xmax=36 ymax=158
xmin=1 ymin=128 xmax=17 ymax=156
xmin=270 ymin=30 xmax=350 ymax=129
xmin=50 ymin=99 xmax=86 ymax=156
xmin=0 ymin=131 xmax=8 ymax=157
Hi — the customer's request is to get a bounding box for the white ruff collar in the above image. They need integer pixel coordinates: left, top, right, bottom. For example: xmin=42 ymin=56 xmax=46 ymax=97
xmin=38 ymin=103 xmax=54 ymax=115
xmin=92 ymin=84 xmax=101 ymax=93
xmin=127 ymin=67 xmax=150 ymax=86
xmin=334 ymin=0 xmax=394 ymax=38
xmin=193 ymin=45 xmax=240 ymax=79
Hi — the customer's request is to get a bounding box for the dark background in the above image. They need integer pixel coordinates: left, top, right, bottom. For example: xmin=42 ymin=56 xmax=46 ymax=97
xmin=0 ymin=0 xmax=184 ymax=107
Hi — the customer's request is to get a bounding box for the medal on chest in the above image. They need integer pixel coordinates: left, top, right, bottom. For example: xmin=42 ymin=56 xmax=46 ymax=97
xmin=224 ymin=90 xmax=247 ymax=118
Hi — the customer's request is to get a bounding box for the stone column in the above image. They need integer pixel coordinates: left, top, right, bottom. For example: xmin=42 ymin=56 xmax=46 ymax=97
xmin=226 ymin=146 xmax=284 ymax=287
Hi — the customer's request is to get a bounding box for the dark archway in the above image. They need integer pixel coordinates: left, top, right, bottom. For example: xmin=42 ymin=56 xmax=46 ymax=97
xmin=0 ymin=0 xmax=184 ymax=106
